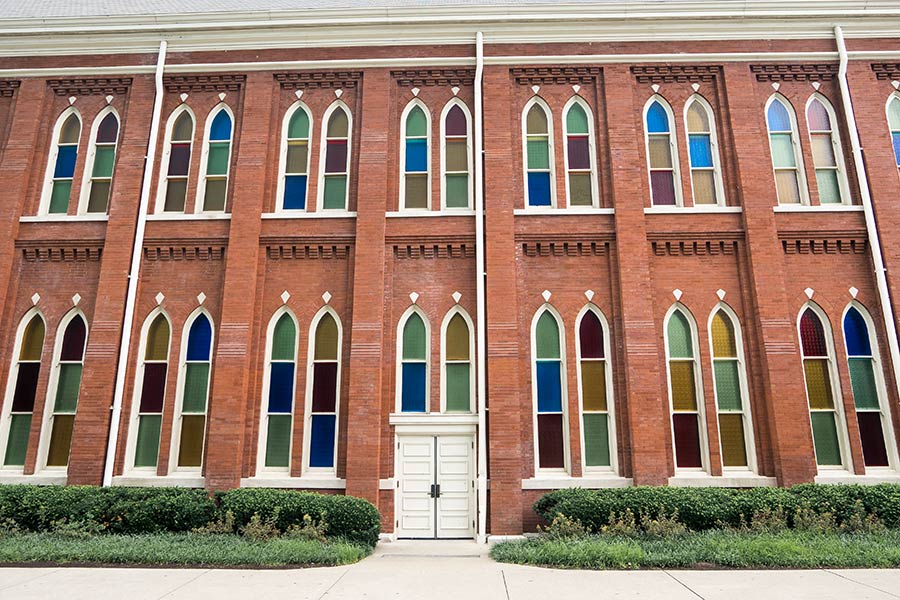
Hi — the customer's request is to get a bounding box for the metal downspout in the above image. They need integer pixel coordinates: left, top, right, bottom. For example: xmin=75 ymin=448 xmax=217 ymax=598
xmin=474 ymin=31 xmax=488 ymax=543
xmin=102 ymin=40 xmax=168 ymax=486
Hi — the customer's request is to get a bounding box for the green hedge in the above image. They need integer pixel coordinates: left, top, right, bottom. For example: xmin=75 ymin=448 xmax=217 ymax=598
xmin=534 ymin=484 xmax=900 ymax=532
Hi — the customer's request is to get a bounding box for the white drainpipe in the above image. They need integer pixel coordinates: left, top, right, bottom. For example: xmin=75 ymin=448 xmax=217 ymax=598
xmin=102 ymin=40 xmax=167 ymax=486
xmin=474 ymin=31 xmax=488 ymax=543
xmin=835 ymin=25 xmax=900 ymax=463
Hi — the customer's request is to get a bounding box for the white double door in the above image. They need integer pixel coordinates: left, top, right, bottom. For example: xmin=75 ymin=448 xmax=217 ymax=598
xmin=396 ymin=434 xmax=475 ymax=539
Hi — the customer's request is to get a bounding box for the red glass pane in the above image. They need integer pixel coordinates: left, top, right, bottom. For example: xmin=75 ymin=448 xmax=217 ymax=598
xmin=857 ymin=412 xmax=889 ymax=467
xmin=673 ymin=413 xmax=702 ymax=468
xmin=325 ymin=140 xmax=348 ymax=173
xmin=11 ymin=363 xmax=40 ymax=412
xmin=537 ymin=413 xmax=564 ymax=469
xmin=311 ymin=362 xmax=338 ymax=413
xmin=650 ymin=171 xmax=676 ymax=205
xmin=60 ymin=316 xmax=86 ymax=361
xmin=139 ymin=363 xmax=167 ymax=413
xmin=96 ymin=113 xmax=119 ymax=143
xmin=445 ymin=105 xmax=467 ymax=136
xmin=567 ymin=136 xmax=590 ymax=170
xmin=579 ymin=312 xmax=604 ymax=359
xmin=800 ymin=309 xmax=828 ymax=357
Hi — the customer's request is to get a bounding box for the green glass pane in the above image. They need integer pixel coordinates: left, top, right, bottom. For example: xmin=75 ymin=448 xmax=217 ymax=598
xmin=182 ymin=363 xmax=210 ymax=413
xmin=87 ymin=181 xmax=111 ymax=214
xmin=849 ymin=357 xmax=880 ymax=410
xmin=288 ymin=109 xmax=310 ymax=139
xmin=286 ymin=142 xmax=308 ymax=174
xmin=54 ymin=363 xmax=83 ymax=413
xmin=271 ymin=314 xmax=296 ymax=361
xmin=265 ymin=414 xmax=292 ymax=468
xmin=177 ymin=414 xmax=205 ymax=468
xmin=719 ymin=413 xmax=748 ymax=467
xmin=323 ymin=175 xmax=347 ymax=209
xmin=404 ymin=174 xmax=428 ymax=209
xmin=566 ymin=103 xmax=589 ymax=134
xmin=92 ymin=146 xmax=116 ymax=178
xmin=164 ymin=180 xmax=187 ymax=212
xmin=445 ymin=140 xmax=468 ymax=172
xmin=3 ymin=414 xmax=31 ymax=466
xmin=402 ymin=313 xmax=426 ymax=360
xmin=583 ymin=413 xmax=610 ymax=467
xmin=46 ymin=414 xmax=75 ymax=467
xmin=713 ymin=360 xmax=742 ymax=411
xmin=445 ymin=363 xmax=470 ymax=412
xmin=445 ymin=174 xmax=469 ymax=208
xmin=134 ymin=414 xmax=162 ymax=468
xmin=206 ymin=142 xmax=230 ymax=176
xmin=810 ymin=411 xmax=842 ymax=466
xmin=406 ymin=106 xmax=427 ymax=137
xmin=568 ymin=173 xmax=592 ymax=206
xmin=315 ymin=313 xmax=339 ymax=361
xmin=527 ymin=139 xmax=549 ymax=170
xmin=804 ymin=359 xmax=834 ymax=409
xmin=203 ymin=179 xmax=227 ymax=212
xmin=667 ymin=311 xmax=693 ymax=358
xmin=49 ymin=180 xmax=72 ymax=214
xmin=581 ymin=361 xmax=607 ymax=411
xmin=535 ymin=312 xmax=560 ymax=359
xmin=146 ymin=316 xmax=170 ymax=361
xmin=770 ymin=133 xmax=796 ymax=168
xmin=816 ymin=170 xmax=842 ymax=204
xmin=20 ymin=317 xmax=45 ymax=361
xmin=670 ymin=361 xmax=697 ymax=411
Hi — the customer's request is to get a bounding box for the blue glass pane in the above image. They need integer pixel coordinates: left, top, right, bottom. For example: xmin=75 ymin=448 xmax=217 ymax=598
xmin=689 ymin=134 xmax=713 ymax=168
xmin=536 ymin=360 xmax=562 ymax=413
xmin=527 ymin=172 xmax=551 ymax=206
xmin=268 ymin=362 xmax=295 ymax=413
xmin=892 ymin=133 xmax=900 ymax=167
xmin=405 ymin=139 xmax=427 ymax=172
xmin=186 ymin=315 xmax=212 ymax=361
xmin=767 ymin=100 xmax=791 ymax=131
xmin=646 ymin=101 xmax=670 ymax=133
xmin=54 ymin=146 xmax=77 ymax=178
xmin=401 ymin=362 xmax=426 ymax=412
xmin=309 ymin=414 xmax=336 ymax=468
xmin=283 ymin=175 xmax=307 ymax=210
xmin=209 ymin=111 xmax=232 ymax=141
xmin=844 ymin=307 xmax=872 ymax=357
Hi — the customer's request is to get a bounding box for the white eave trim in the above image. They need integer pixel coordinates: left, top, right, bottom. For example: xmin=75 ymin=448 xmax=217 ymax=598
xmin=521 ymin=475 xmax=633 ymax=490
xmin=240 ymin=476 xmax=347 ymax=489
xmin=668 ymin=473 xmax=777 ymax=487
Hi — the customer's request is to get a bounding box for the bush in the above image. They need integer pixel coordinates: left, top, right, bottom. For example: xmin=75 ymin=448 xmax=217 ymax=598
xmin=534 ymin=484 xmax=900 ymax=533
xmin=219 ymin=489 xmax=380 ymax=547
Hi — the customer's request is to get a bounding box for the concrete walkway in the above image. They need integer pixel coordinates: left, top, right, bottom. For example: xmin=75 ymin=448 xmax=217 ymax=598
xmin=1 ymin=540 xmax=900 ymax=599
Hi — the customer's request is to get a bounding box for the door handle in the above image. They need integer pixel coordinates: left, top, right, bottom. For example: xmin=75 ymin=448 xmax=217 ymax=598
xmin=429 ymin=484 xmax=442 ymax=498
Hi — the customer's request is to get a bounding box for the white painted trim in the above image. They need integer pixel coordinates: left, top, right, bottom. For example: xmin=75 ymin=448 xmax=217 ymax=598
xmin=439 ymin=306 xmax=476 ymax=415
xmin=275 ymin=99 xmax=313 ymax=213
xmin=111 ymin=475 xmax=205 ymax=488
xmin=474 ymin=31 xmax=488 ymax=546
xmin=301 ymin=306 xmax=342 ymax=476
xmin=0 ymin=473 xmax=67 ymax=485
xmin=805 ymin=93 xmax=852 ymax=206
xmin=521 ymin=476 xmax=633 ymax=490
xmin=395 ymin=305 xmax=431 ymax=414
xmin=155 ymin=103 xmax=196 ymax=214
xmin=514 ymin=207 xmax=615 ymax=216
xmin=262 ymin=211 xmax=357 ymax=219
xmin=256 ymin=307 xmax=300 ymax=476
xmin=38 ymin=107 xmax=82 ymax=216
xmin=195 ymin=102 xmax=234 ymax=214
xmin=379 ymin=477 xmax=395 ymax=490
xmin=522 ymin=96 xmax=557 ymax=209
xmin=561 ymin=95 xmax=599 ymax=209
xmin=773 ymin=204 xmax=863 ymax=212
xmin=146 ymin=213 xmax=232 ymax=221
xmin=814 ymin=472 xmax=900 ymax=485
xmin=399 ymin=98 xmax=432 ymax=211
xmin=386 ymin=210 xmax=475 ymax=218
xmin=644 ymin=206 xmax=742 ymax=214
xmin=644 ymin=95 xmax=683 ymax=207
xmin=530 ymin=304 xmax=571 ymax=475
xmin=77 ymin=106 xmax=121 ymax=215
xmin=240 ymin=476 xmax=346 ymax=489
xmin=316 ymin=100 xmax=352 ymax=212
xmin=766 ymin=93 xmax=810 ymax=206
xmin=19 ymin=214 xmax=110 ymax=222
xmin=389 ymin=413 xmax=478 ymax=435
xmin=668 ymin=473 xmax=777 ymax=487
xmin=683 ymin=94 xmax=726 ymax=207
xmin=439 ymin=97 xmax=474 ymax=211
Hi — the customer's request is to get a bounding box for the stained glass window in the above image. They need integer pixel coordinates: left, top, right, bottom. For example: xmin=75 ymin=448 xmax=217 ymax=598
xmin=46 ymin=112 xmax=82 ymax=214
xmin=308 ymin=312 xmax=340 ymax=469
xmin=201 ymin=108 xmax=232 ymax=212
xmin=807 ymin=98 xmax=845 ymax=204
xmin=565 ymin=101 xmax=595 ymax=207
xmin=767 ymin=98 xmax=805 ymax=204
xmin=264 ymin=313 xmax=296 ymax=469
xmin=535 ymin=310 xmax=565 ymax=469
xmin=282 ymin=105 xmax=311 ymax=210
xmin=44 ymin=314 xmax=87 ymax=468
xmin=444 ymin=103 xmax=471 ymax=209
xmin=525 ymin=102 xmax=553 ymax=207
xmin=668 ymin=309 xmax=703 ymax=468
xmin=163 ymin=109 xmax=194 ymax=212
xmin=646 ymin=99 xmax=679 ymax=206
xmin=401 ymin=312 xmax=428 ymax=413
xmin=3 ymin=314 xmax=45 ymax=467
xmin=403 ymin=104 xmax=429 ymax=209
xmin=686 ymin=99 xmax=722 ymax=205
xmin=579 ymin=310 xmax=611 ymax=468
xmin=134 ymin=314 xmax=170 ymax=468
xmin=322 ymin=105 xmax=350 ymax=210
xmin=84 ymin=111 xmax=120 ymax=214
xmin=711 ymin=310 xmax=752 ymax=468
xmin=799 ymin=308 xmax=843 ymax=466
xmin=888 ymin=97 xmax=900 ymax=173
xmin=444 ymin=312 xmax=472 ymax=413
xmin=174 ymin=314 xmax=212 ymax=469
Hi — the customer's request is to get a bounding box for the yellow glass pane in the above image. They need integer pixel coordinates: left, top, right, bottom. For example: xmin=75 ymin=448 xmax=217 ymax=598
xmin=775 ymin=170 xmax=801 ymax=204
xmin=804 ymin=359 xmax=834 ymax=409
xmin=581 ymin=360 xmax=607 ymax=412
xmin=670 ymin=361 xmax=697 ymax=411
xmin=648 ymin=137 xmax=672 ymax=169
xmin=46 ymin=414 xmax=75 ymax=467
xmin=711 ymin=311 xmax=737 ymax=358
xmin=691 ymin=170 xmax=716 ymax=205
xmin=719 ymin=413 xmax=748 ymax=467
xmin=328 ymin=108 xmax=349 ymax=138
xmin=526 ymin=105 xmax=548 ymax=134
xmin=177 ymin=414 xmax=206 ymax=468
xmin=172 ymin=112 xmax=193 ymax=142
xmin=687 ymin=103 xmax=710 ymax=132
xmin=146 ymin=315 xmax=170 ymax=361
xmin=445 ymin=313 xmax=470 ymax=361
xmin=20 ymin=316 xmax=45 ymax=361
xmin=314 ymin=313 xmax=339 ymax=361
xmin=60 ymin=114 xmax=81 ymax=144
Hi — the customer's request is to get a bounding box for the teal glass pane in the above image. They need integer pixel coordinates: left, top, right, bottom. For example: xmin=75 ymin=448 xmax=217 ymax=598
xmin=445 ymin=363 xmax=470 ymax=412
xmin=445 ymin=174 xmax=468 ymax=208
xmin=405 ymin=106 xmax=427 ymax=137
xmin=288 ymin=109 xmax=310 ymax=139
xmin=583 ymin=413 xmax=610 ymax=467
xmin=323 ymin=176 xmax=347 ymax=209
xmin=816 ymin=170 xmax=842 ymax=204
xmin=889 ymin=98 xmax=900 ymax=130
xmin=770 ymin=134 xmax=796 ymax=168
xmin=535 ymin=312 xmax=560 ymax=359
xmin=265 ymin=414 xmax=292 ymax=468
xmin=53 ymin=363 xmax=83 ymax=413
xmin=713 ymin=361 xmax=742 ymax=411
xmin=849 ymin=357 xmax=880 ymax=410
xmin=134 ymin=414 xmax=162 ymax=468
xmin=271 ymin=314 xmax=296 ymax=361
xmin=182 ymin=363 xmax=210 ymax=413
xmin=49 ymin=180 xmax=72 ymax=213
xmin=527 ymin=139 xmax=549 ymax=170
xmin=92 ymin=146 xmax=116 ymax=178
xmin=402 ymin=313 xmax=426 ymax=360
xmin=810 ymin=412 xmax=842 ymax=466
xmin=3 ymin=414 xmax=31 ymax=466
xmin=667 ymin=311 xmax=693 ymax=358
xmin=566 ymin=104 xmax=589 ymax=134
xmin=206 ymin=142 xmax=230 ymax=176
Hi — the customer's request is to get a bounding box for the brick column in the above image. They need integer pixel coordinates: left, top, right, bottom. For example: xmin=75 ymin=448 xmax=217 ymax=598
xmin=68 ymin=76 xmax=156 ymax=484
xmin=204 ymin=72 xmax=274 ymax=490
xmin=722 ymin=63 xmax=816 ymax=484
xmin=604 ymin=66 xmax=670 ymax=485
xmin=344 ymin=69 xmax=390 ymax=504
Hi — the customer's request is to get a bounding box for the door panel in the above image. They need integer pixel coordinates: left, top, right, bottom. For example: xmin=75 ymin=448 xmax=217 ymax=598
xmin=436 ymin=435 xmax=475 ymax=538
xmin=397 ymin=436 xmax=435 ymax=538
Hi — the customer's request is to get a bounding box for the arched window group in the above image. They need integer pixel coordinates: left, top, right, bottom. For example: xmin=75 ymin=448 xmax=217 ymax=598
xmin=82 ymin=110 xmax=121 ymax=214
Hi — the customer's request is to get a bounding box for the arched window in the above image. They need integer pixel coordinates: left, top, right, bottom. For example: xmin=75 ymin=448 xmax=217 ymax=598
xmin=443 ymin=310 xmax=473 ymax=413
xmin=666 ymin=307 xmax=705 ymax=469
xmin=806 ymin=96 xmax=846 ymax=204
xmin=199 ymin=106 xmax=233 ymax=212
xmin=843 ymin=306 xmax=892 ymax=468
xmin=132 ymin=313 xmax=171 ymax=469
xmin=1 ymin=313 xmax=45 ymax=467
xmin=261 ymin=311 xmax=297 ymax=470
xmin=887 ymin=96 xmax=900 ymax=174
xmin=799 ymin=306 xmax=845 ymax=467
xmin=320 ymin=104 xmax=351 ymax=210
xmin=306 ymin=311 xmax=340 ymax=470
xmin=766 ymin=96 xmax=806 ymax=205
xmin=577 ymin=308 xmax=613 ymax=469
xmin=280 ymin=103 xmax=311 ymax=210
xmin=563 ymin=99 xmax=597 ymax=207
xmin=685 ymin=97 xmax=723 ymax=205
xmin=43 ymin=313 xmax=87 ymax=468
xmin=524 ymin=100 xmax=554 ymax=207
xmin=533 ymin=308 xmax=566 ymax=470
xmin=172 ymin=313 xmax=213 ymax=470
xmin=81 ymin=110 xmax=120 ymax=214
xmin=399 ymin=311 xmax=428 ymax=413
xmin=442 ymin=102 xmax=472 ymax=209
xmin=44 ymin=110 xmax=82 ymax=214
xmin=402 ymin=102 xmax=430 ymax=210
xmin=160 ymin=107 xmax=195 ymax=212
xmin=645 ymin=98 xmax=680 ymax=206
xmin=710 ymin=308 xmax=754 ymax=469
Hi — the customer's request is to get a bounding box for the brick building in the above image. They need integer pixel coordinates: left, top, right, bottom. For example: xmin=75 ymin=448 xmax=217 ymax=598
xmin=1 ymin=0 xmax=900 ymax=540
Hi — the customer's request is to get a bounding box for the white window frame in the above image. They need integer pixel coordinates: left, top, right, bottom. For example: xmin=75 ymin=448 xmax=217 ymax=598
xmin=561 ymin=96 xmax=600 ymax=209
xmin=257 ymin=307 xmax=300 ymax=476
xmin=39 ymin=107 xmax=83 ymax=215
xmin=643 ymin=95 xmax=684 ymax=207
xmin=302 ymin=306 xmax=342 ymax=476
xmin=574 ymin=304 xmax=617 ymax=474
xmin=196 ymin=103 xmax=234 ymax=214
xmin=530 ymin=304 xmax=570 ymax=475
xmin=884 ymin=93 xmax=900 ymax=176
xmin=439 ymin=98 xmax=474 ymax=210
xmin=683 ymin=94 xmax=726 ymax=207
xmin=316 ymin=100 xmax=353 ymax=212
xmin=395 ymin=305 xmax=431 ymax=414
xmin=805 ymin=94 xmax=851 ymax=206
xmin=155 ymin=104 xmax=196 ymax=214
xmin=276 ymin=100 xmax=314 ymax=212
xmin=522 ymin=96 xmax=557 ymax=209
xmin=399 ymin=98 xmax=432 ymax=211
xmin=77 ymin=106 xmax=120 ymax=215
xmin=439 ymin=306 xmax=476 ymax=414
xmin=765 ymin=94 xmax=809 ymax=206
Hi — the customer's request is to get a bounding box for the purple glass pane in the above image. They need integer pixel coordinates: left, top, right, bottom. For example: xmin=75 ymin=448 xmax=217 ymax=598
xmin=537 ymin=413 xmax=564 ymax=469
xmin=168 ymin=144 xmax=191 ymax=176
xmin=11 ymin=363 xmax=40 ymax=412
xmin=673 ymin=413 xmax=702 ymax=468
xmin=567 ymin=136 xmax=590 ymax=170
xmin=800 ymin=309 xmax=828 ymax=357
xmin=807 ymin=100 xmax=831 ymax=131
xmin=858 ymin=412 xmax=889 ymax=467
xmin=139 ymin=363 xmax=167 ymax=413
xmin=579 ymin=312 xmax=604 ymax=359
xmin=312 ymin=362 xmax=338 ymax=413
xmin=325 ymin=140 xmax=348 ymax=173
xmin=96 ymin=114 xmax=119 ymax=144
xmin=60 ymin=316 xmax=87 ymax=361
xmin=445 ymin=105 xmax=467 ymax=136
xmin=650 ymin=171 xmax=676 ymax=205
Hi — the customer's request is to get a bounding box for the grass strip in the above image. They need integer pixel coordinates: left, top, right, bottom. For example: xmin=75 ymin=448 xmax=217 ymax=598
xmin=0 ymin=532 xmax=371 ymax=568
xmin=490 ymin=530 xmax=900 ymax=570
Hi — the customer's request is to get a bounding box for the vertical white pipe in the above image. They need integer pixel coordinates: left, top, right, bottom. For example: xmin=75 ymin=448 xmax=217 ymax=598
xmin=102 ymin=40 xmax=167 ymax=486
xmin=474 ymin=31 xmax=488 ymax=543
xmin=835 ymin=25 xmax=900 ymax=468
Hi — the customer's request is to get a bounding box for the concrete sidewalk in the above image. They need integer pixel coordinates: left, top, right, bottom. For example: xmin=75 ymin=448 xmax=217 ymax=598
xmin=1 ymin=540 xmax=899 ymax=599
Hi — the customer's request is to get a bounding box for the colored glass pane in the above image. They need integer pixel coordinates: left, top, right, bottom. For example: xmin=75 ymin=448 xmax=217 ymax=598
xmin=283 ymin=175 xmax=307 ymax=209
xmin=445 ymin=140 xmax=467 ymax=172
xmin=799 ymin=310 xmax=828 ymax=356
xmin=686 ymin=103 xmax=710 ymax=131
xmin=53 ymin=363 xmax=82 ymax=413
xmin=92 ymin=146 xmax=116 ymax=178
xmin=810 ymin=412 xmax=842 ymax=466
xmin=667 ymin=311 xmax=693 ymax=358
xmin=138 ymin=363 xmax=167 ymax=413
xmin=445 ymin=363 xmax=470 ymax=412
xmin=20 ymin=317 xmax=45 ymax=361
xmin=186 ymin=316 xmax=212 ymax=361
xmin=49 ymin=181 xmax=72 ymax=213
xmin=405 ymin=175 xmax=427 ymax=208
xmin=445 ymin=314 xmax=470 ymax=361
xmin=767 ymin=100 xmax=792 ymax=131
xmin=267 ymin=362 xmax=295 ymax=413
xmin=172 ymin=113 xmax=193 ymax=142
xmin=816 ymin=170 xmax=841 ymax=204
xmin=322 ymin=176 xmax=347 ymax=209
xmin=327 ymin=109 xmax=349 ymax=137
xmin=775 ymin=170 xmax=801 ymax=204
xmin=849 ymin=358 xmax=879 ymax=410
xmin=527 ymin=172 xmax=551 ymax=206
xmin=844 ymin=308 xmax=872 ymax=356
xmin=207 ymin=142 xmax=230 ymax=176
xmin=811 ymin=134 xmax=836 ymax=167
xmin=719 ymin=413 xmax=748 ymax=467
xmin=209 ymin=111 xmax=232 ymax=141
xmin=526 ymin=105 xmax=548 ymax=134
xmin=11 ymin=363 xmax=40 ymax=412
xmin=54 ymin=145 xmax=77 ymax=178
xmin=168 ymin=144 xmax=191 ymax=176
xmin=536 ymin=361 xmax=562 ymax=413
xmin=271 ymin=314 xmax=296 ymax=360
xmin=648 ymin=137 xmax=673 ymax=168
xmin=288 ymin=109 xmax=309 ymax=139
xmin=146 ymin=315 xmax=170 ymax=361
xmin=527 ymin=139 xmax=550 ymax=170
xmin=402 ymin=313 xmax=426 ymax=360
xmin=646 ymin=101 xmax=670 ymax=133
xmin=405 ymin=139 xmax=427 ymax=172
xmin=3 ymin=414 xmax=31 ymax=466
xmin=59 ymin=317 xmax=85 ymax=362
xmin=579 ymin=312 xmax=604 ymax=359
xmin=711 ymin=312 xmax=736 ymax=357
xmin=893 ymin=133 xmax=900 ymax=166
xmin=581 ymin=361 xmax=607 ymax=411
xmin=87 ymin=181 xmax=111 ymax=213
xmin=537 ymin=413 xmax=564 ymax=469
xmin=264 ymin=414 xmax=291 ymax=467
xmin=315 ymin=314 xmax=339 ymax=361
xmin=770 ymin=134 xmax=796 ymax=168
xmin=713 ymin=361 xmax=742 ymax=411
xmin=96 ymin=113 xmax=119 ymax=143
xmin=46 ymin=414 xmax=75 ymax=467
xmin=569 ymin=173 xmax=592 ymax=206
xmin=405 ymin=106 xmax=427 ymax=137
xmin=670 ymin=361 xmax=697 ymax=411
xmin=889 ymin=98 xmax=900 ymax=130
xmin=181 ymin=363 xmax=210 ymax=413
xmin=688 ymin=134 xmax=713 ymax=167
xmin=535 ymin=312 xmax=560 ymax=359
xmin=60 ymin=114 xmax=81 ymax=144
xmin=445 ymin=174 xmax=469 ymax=208
xmin=566 ymin=103 xmax=589 ymax=134
xmin=311 ymin=362 xmax=338 ymax=413
xmin=286 ymin=142 xmax=308 ymax=173
xmin=204 ymin=179 xmax=227 ymax=211
xmin=309 ymin=414 xmax=336 ymax=468
xmin=165 ymin=180 xmax=187 ymax=211
xmin=134 ymin=414 xmax=161 ymax=467
xmin=807 ymin=99 xmax=831 ymax=131
xmin=583 ymin=413 xmax=610 ymax=467
xmin=672 ymin=413 xmax=702 ymax=468
xmin=325 ymin=140 xmax=348 ymax=173
xmin=567 ymin=136 xmax=590 ymax=170
xmin=692 ymin=171 xmax=716 ymax=204
xmin=177 ymin=414 xmax=205 ymax=467
xmin=650 ymin=171 xmax=676 ymax=205
xmin=401 ymin=362 xmax=426 ymax=412
xmin=857 ymin=412 xmax=889 ymax=467
xmin=804 ymin=359 xmax=834 ymax=409
xmin=445 ymin=105 xmax=467 ymax=136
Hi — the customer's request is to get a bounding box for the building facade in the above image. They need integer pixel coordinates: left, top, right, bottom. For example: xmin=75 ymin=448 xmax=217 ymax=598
xmin=2 ymin=1 xmax=900 ymax=539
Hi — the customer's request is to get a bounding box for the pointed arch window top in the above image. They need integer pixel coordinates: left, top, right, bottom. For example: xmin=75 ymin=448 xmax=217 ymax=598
xmin=807 ymin=98 xmax=832 ymax=131
xmin=402 ymin=313 xmax=427 ymax=361
xmin=799 ymin=308 xmax=828 ymax=357
xmin=186 ymin=314 xmax=212 ymax=362
xmin=20 ymin=315 xmax=46 ymax=361
xmin=445 ymin=313 xmax=470 ymax=361
xmin=145 ymin=315 xmax=171 ymax=361
xmin=209 ymin=110 xmax=232 ymax=141
xmin=667 ymin=310 xmax=694 ymax=358
xmin=172 ymin=112 xmax=194 ymax=142
xmin=60 ymin=114 xmax=81 ymax=145
xmin=288 ymin=108 xmax=309 ymax=139
xmin=96 ymin=113 xmax=119 ymax=144
xmin=566 ymin=103 xmax=589 ymax=134
xmin=579 ymin=311 xmax=604 ymax=359
xmin=328 ymin=108 xmax=349 ymax=138
xmin=687 ymin=102 xmax=711 ymax=132
xmin=646 ymin=101 xmax=670 ymax=133
xmin=271 ymin=313 xmax=296 ymax=361
xmin=767 ymin=99 xmax=792 ymax=132
xmin=711 ymin=310 xmax=737 ymax=358
xmin=315 ymin=313 xmax=339 ymax=361
xmin=60 ymin=315 xmax=87 ymax=361
xmin=535 ymin=311 xmax=561 ymax=360
xmin=405 ymin=105 xmax=427 ymax=137
xmin=843 ymin=307 xmax=872 ymax=357
xmin=445 ymin=104 xmax=467 ymax=136
xmin=527 ymin=104 xmax=549 ymax=134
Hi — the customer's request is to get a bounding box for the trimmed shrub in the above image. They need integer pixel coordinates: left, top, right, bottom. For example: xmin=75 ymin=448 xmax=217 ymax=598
xmin=533 ymin=484 xmax=900 ymax=533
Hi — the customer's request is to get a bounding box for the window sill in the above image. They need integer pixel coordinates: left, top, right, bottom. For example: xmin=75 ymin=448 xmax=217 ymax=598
xmin=0 ymin=472 xmax=67 ymax=485
xmin=668 ymin=473 xmax=776 ymax=487
xmin=514 ymin=207 xmax=614 ymax=216
xmin=644 ymin=206 xmax=741 ymax=214
xmin=773 ymin=204 xmax=863 ymax=213
xmin=240 ymin=476 xmax=346 ymax=489
xmin=814 ymin=471 xmax=900 ymax=485
xmin=111 ymin=475 xmax=205 ymax=487
xmin=521 ymin=475 xmax=632 ymax=490
xmin=147 ymin=213 xmax=231 ymax=221
xmin=386 ymin=210 xmax=476 ymax=217
xmin=262 ymin=211 xmax=357 ymax=219
xmin=20 ymin=214 xmax=109 ymax=223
